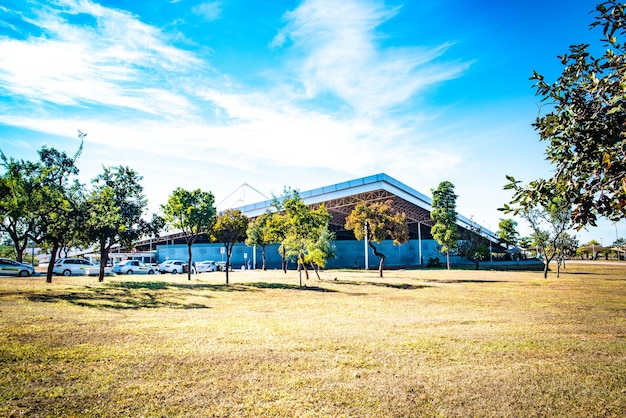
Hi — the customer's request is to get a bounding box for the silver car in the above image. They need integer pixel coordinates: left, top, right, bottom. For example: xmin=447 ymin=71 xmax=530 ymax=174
xmin=0 ymin=258 xmax=35 ymax=277
xmin=112 ymin=260 xmax=155 ymax=275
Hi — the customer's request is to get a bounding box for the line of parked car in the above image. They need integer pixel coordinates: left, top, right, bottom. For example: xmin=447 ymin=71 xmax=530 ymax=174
xmin=0 ymin=256 xmax=227 ymax=278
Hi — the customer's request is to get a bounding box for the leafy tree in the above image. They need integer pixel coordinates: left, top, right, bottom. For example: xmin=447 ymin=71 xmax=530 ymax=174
xmin=245 ymin=211 xmax=274 ymax=270
xmin=345 ymin=199 xmax=409 ymax=278
xmin=457 ymin=225 xmax=490 ymax=269
xmin=508 ymin=1 xmax=626 ymax=228
xmin=0 ymin=154 xmax=40 ymax=262
xmin=161 ymin=188 xmax=216 ymax=280
xmin=519 ymin=196 xmax=572 ymax=278
xmin=496 ymin=218 xmax=519 ymax=250
xmin=84 ymin=166 xmax=150 ymax=282
xmin=281 ymin=192 xmax=332 ymax=286
xmin=304 ymin=225 xmax=336 ymax=279
xmin=34 ymin=144 xmax=85 ymax=283
xmin=430 ymin=181 xmax=458 ymax=270
xmin=554 ymin=232 xmax=579 ymax=276
xmin=211 ymin=209 xmax=248 ymax=284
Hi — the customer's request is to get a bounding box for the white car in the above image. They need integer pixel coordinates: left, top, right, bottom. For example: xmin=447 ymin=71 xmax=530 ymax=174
xmin=196 ymin=260 xmax=218 ymax=273
xmin=112 ymin=260 xmax=155 ymax=275
xmin=53 ymin=258 xmax=109 ymax=276
xmin=157 ymin=260 xmax=195 ymax=274
xmin=0 ymin=258 xmax=35 ymax=277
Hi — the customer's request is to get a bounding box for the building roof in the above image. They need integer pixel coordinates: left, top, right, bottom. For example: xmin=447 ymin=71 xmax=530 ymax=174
xmin=238 ymin=173 xmax=497 ymax=241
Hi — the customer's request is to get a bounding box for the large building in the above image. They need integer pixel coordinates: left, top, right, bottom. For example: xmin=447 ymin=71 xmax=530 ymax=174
xmin=152 ymin=173 xmax=502 ymax=269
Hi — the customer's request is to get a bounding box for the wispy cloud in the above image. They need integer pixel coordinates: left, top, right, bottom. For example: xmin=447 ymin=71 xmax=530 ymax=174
xmin=0 ymin=0 xmax=202 ymax=118
xmin=272 ymin=0 xmax=469 ymax=115
xmin=0 ymin=0 xmax=469 ymax=197
xmin=192 ymin=2 xmax=223 ymax=21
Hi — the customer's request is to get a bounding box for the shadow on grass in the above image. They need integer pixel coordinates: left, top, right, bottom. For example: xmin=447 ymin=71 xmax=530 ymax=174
xmin=26 ymin=285 xmax=214 ymax=310
xmin=108 ymin=281 xmax=256 ymax=292
xmin=330 ymin=279 xmax=432 ymax=290
xmin=426 ymin=279 xmax=507 ymax=284
xmin=244 ymin=282 xmax=339 ymax=292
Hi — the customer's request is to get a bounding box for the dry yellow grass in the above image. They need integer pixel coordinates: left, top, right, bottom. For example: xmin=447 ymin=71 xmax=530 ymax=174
xmin=1 ymin=263 xmax=625 ymax=417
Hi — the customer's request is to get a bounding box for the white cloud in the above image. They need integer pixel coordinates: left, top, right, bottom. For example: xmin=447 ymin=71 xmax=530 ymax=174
xmin=272 ymin=0 xmax=470 ymax=115
xmin=192 ymin=2 xmax=223 ymax=21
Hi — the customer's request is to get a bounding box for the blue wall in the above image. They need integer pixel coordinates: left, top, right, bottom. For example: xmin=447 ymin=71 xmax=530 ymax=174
xmin=156 ymin=239 xmax=448 ymax=269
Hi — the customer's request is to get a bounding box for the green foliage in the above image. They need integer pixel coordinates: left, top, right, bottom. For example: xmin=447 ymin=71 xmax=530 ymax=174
xmin=211 ymin=209 xmax=248 ymax=284
xmin=280 ymin=191 xmax=332 ymax=286
xmin=496 ymin=218 xmax=519 ymax=249
xmin=84 ymin=166 xmax=149 ymax=282
xmin=506 ymin=1 xmax=626 ymax=228
xmin=426 ymin=256 xmax=442 ymax=267
xmin=430 ymin=181 xmax=458 ymax=270
xmin=344 ymin=199 xmax=409 ymax=277
xmin=162 ymin=187 xmax=216 ymax=280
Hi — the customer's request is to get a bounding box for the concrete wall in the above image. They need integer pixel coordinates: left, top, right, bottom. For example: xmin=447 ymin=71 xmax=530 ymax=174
xmin=156 ymin=239 xmax=449 ymax=269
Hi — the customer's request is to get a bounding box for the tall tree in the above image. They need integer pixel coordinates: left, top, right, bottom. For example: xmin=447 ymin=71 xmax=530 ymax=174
xmin=508 ymin=1 xmax=626 ymax=228
xmin=245 ymin=211 xmax=273 ymax=270
xmin=161 ymin=188 xmax=216 ymax=280
xmin=430 ymin=181 xmax=458 ymax=270
xmin=84 ymin=166 xmax=150 ymax=282
xmin=34 ymin=143 xmax=85 ymax=283
xmin=0 ymin=155 xmax=40 ymax=262
xmin=281 ymin=192 xmax=332 ymax=287
xmin=496 ymin=218 xmax=519 ymax=251
xmin=211 ymin=209 xmax=248 ymax=284
xmin=345 ymin=199 xmax=409 ymax=278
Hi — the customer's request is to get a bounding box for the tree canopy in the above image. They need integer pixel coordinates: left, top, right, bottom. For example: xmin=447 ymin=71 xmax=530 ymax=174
xmin=211 ymin=209 xmax=248 ymax=284
xmin=345 ymin=199 xmax=408 ymax=278
xmin=506 ymin=1 xmax=626 ymax=228
xmin=430 ymin=181 xmax=458 ymax=270
xmin=161 ymin=188 xmax=216 ymax=280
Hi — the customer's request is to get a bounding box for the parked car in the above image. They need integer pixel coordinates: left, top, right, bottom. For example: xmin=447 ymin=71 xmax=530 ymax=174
xmin=196 ymin=260 xmax=218 ymax=273
xmin=157 ymin=260 xmax=195 ymax=274
xmin=112 ymin=260 xmax=155 ymax=275
xmin=0 ymin=258 xmax=35 ymax=277
xmin=215 ymin=261 xmax=232 ymax=271
xmin=52 ymin=258 xmax=108 ymax=276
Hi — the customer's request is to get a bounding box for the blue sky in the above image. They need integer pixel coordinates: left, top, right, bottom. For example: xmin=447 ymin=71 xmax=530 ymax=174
xmin=0 ymin=0 xmax=623 ymax=246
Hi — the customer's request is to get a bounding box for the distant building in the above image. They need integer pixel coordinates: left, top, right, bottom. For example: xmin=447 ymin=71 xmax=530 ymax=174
xmin=152 ymin=173 xmax=501 ymax=269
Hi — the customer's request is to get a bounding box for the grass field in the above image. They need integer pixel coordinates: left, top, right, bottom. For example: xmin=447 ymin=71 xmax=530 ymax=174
xmin=1 ymin=263 xmax=625 ymax=417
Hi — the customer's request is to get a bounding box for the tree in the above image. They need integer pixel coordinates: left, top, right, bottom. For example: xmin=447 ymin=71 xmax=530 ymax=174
xmin=345 ymin=199 xmax=409 ymax=278
xmin=509 ymin=1 xmax=626 ymax=228
xmin=161 ymin=188 xmax=216 ymax=280
xmin=519 ymin=197 xmax=572 ymax=279
xmin=34 ymin=144 xmax=85 ymax=283
xmin=430 ymin=181 xmax=458 ymax=270
xmin=304 ymin=225 xmax=336 ymax=279
xmin=84 ymin=166 xmax=150 ymax=282
xmin=281 ymin=192 xmax=332 ymax=287
xmin=211 ymin=209 xmax=248 ymax=284
xmin=496 ymin=218 xmax=519 ymax=251
xmin=0 ymin=154 xmax=40 ymax=262
xmin=457 ymin=225 xmax=490 ymax=269
xmin=245 ymin=212 xmax=273 ymax=270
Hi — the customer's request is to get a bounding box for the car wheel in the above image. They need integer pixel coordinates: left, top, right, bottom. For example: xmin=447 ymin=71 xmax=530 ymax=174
xmin=172 ymin=269 xmax=178 ymax=274
xmin=63 ymin=269 xmax=71 ymax=276
xmin=148 ymin=270 xmax=154 ymax=274
xmin=18 ymin=270 xmax=30 ymax=277
xmin=127 ymin=270 xmax=133 ymax=275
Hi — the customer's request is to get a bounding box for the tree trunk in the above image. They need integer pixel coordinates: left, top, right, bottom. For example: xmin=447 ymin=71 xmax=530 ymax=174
xmin=46 ymin=241 xmax=60 ymax=284
xmin=446 ymin=251 xmax=451 ymax=270
xmin=368 ymin=242 xmax=385 ymax=278
xmin=225 ymin=245 xmax=231 ymax=285
xmin=187 ymin=242 xmax=193 ymax=281
xmin=311 ymin=263 xmax=321 ymax=280
xmin=281 ymin=247 xmax=287 ymax=274
xmin=261 ymin=245 xmax=267 ymax=271
xmin=99 ymin=243 xmax=108 ymax=282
